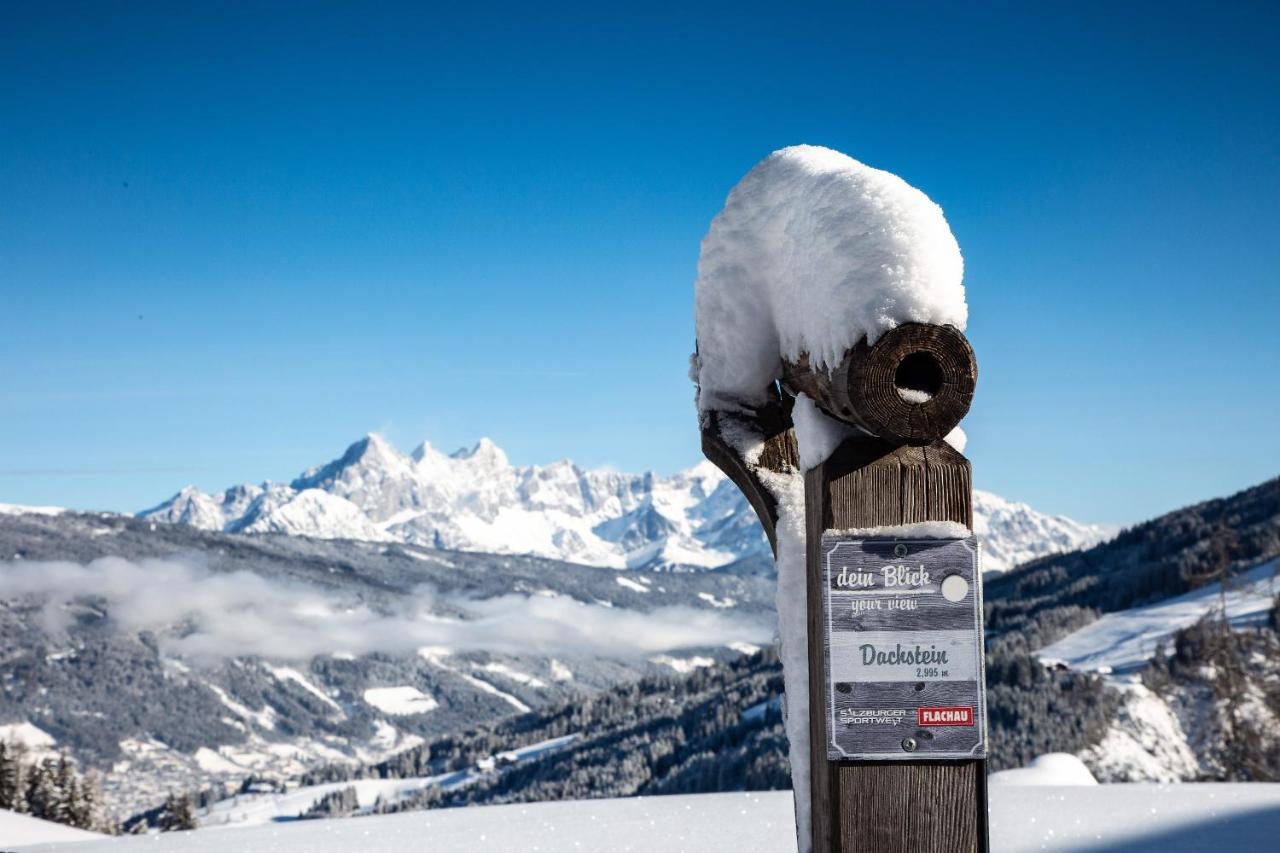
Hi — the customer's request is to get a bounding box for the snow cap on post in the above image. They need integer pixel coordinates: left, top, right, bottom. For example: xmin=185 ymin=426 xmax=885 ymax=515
xmin=693 ymin=145 xmax=972 ymax=443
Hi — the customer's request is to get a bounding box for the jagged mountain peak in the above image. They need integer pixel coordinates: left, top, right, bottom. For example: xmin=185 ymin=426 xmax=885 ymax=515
xmin=410 ymin=440 xmax=437 ymax=463
xmin=972 ymin=489 xmax=1117 ymax=572
xmin=294 ymin=434 xmax=410 ymax=486
xmin=138 ymin=435 xmax=1112 ymax=573
xmin=449 ymin=437 xmax=509 ymax=468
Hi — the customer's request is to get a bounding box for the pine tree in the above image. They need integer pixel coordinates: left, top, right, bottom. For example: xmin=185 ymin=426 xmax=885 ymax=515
xmin=68 ymin=768 xmax=91 ymax=829
xmin=25 ymin=759 xmax=59 ymax=821
xmin=157 ymin=794 xmax=177 ymax=831
xmin=0 ymin=741 xmax=28 ymax=813
xmin=72 ymin=770 xmax=111 ymax=833
xmin=158 ymin=792 xmax=198 ymax=832
xmin=0 ymin=742 xmax=12 ymax=810
xmin=174 ymin=792 xmax=197 ymax=830
xmin=51 ymin=753 xmax=78 ymax=826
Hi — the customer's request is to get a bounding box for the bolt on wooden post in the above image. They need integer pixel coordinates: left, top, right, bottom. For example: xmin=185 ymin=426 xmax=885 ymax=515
xmin=702 ymin=322 xmax=988 ymax=853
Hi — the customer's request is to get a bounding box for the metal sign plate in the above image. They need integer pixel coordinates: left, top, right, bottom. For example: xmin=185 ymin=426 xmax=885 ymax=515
xmin=821 ymin=534 xmax=986 ymax=760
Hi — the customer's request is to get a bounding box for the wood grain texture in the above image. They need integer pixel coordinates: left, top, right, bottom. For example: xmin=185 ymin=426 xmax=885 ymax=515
xmin=782 ymin=323 xmax=976 ymax=447
xmin=806 ymin=437 xmax=987 ymax=853
xmin=836 ymin=762 xmax=987 ymax=852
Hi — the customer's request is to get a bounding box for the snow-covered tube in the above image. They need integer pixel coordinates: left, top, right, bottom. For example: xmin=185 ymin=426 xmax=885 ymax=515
xmin=781 ymin=321 xmax=976 ymax=446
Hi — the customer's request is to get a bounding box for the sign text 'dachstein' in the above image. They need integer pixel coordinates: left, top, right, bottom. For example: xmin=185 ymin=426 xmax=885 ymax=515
xmin=821 ymin=535 xmax=986 ymax=760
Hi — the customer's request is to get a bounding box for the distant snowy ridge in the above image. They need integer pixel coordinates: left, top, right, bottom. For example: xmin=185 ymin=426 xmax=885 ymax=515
xmin=0 ymin=502 xmax=65 ymax=517
xmin=137 ymin=434 xmax=1109 ymax=573
xmin=140 ymin=435 xmax=753 ymax=571
xmin=973 ymin=490 xmax=1116 ymax=573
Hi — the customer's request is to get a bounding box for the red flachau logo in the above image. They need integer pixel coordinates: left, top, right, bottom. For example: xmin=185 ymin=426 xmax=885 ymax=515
xmin=918 ymin=706 xmax=974 ymax=726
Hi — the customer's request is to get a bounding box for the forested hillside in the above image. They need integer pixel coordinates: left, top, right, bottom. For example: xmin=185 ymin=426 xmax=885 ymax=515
xmin=278 ymin=476 xmax=1280 ymax=812
xmin=985 ymin=475 xmax=1280 ymax=637
xmin=296 ymin=649 xmax=789 ymax=809
xmin=0 ymin=508 xmax=772 ymax=817
xmin=982 ymin=474 xmax=1280 ymax=773
xmin=282 ymin=637 xmax=1124 ymax=820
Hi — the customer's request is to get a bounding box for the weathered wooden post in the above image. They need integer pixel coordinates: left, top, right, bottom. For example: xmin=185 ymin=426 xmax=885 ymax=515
xmin=694 ymin=146 xmax=987 ymax=852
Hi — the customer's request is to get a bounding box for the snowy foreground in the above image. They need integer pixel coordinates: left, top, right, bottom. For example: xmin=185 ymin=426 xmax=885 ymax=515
xmin=0 ymin=811 xmax=101 ymax=847
xmin=10 ymin=785 xmax=1280 ymax=853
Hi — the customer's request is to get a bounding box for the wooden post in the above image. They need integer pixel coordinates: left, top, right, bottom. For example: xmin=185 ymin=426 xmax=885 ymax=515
xmin=701 ymin=322 xmax=987 ymax=853
xmin=806 ymin=438 xmax=987 ymax=851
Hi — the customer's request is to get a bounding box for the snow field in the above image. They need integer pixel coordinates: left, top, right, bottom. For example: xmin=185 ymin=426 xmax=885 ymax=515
xmin=988 ymin=753 xmax=1098 ymax=786
xmin=361 ymin=686 xmax=440 ymax=716
xmin=648 ymin=655 xmax=716 ymax=674
xmin=0 ymin=722 xmax=57 ymax=752
xmin=0 ymin=502 xmax=66 ymax=517
xmin=614 ymin=575 xmax=650 ymax=594
xmin=198 ymin=775 xmax=448 ymax=829
xmin=12 ymin=785 xmax=1280 ymax=852
xmin=0 ymin=811 xmax=103 ymax=846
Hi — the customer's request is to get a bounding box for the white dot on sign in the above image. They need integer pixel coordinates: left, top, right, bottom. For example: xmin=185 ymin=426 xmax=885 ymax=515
xmin=941 ymin=575 xmax=969 ymax=603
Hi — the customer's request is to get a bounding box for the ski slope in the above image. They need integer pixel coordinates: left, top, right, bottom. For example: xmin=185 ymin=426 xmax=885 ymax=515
xmin=1038 ymin=560 xmax=1279 ymax=674
xmin=10 ymin=785 xmax=1280 ymax=852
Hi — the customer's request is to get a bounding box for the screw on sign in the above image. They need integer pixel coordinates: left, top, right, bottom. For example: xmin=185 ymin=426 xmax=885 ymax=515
xmin=692 ymin=146 xmax=987 ymax=853
xmin=822 ymin=535 xmax=985 ymax=763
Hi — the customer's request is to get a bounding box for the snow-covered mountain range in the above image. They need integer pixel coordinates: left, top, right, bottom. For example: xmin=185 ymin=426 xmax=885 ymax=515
xmin=139 ymin=435 xmax=1111 ymax=573
xmin=971 ymin=490 xmax=1113 ymax=572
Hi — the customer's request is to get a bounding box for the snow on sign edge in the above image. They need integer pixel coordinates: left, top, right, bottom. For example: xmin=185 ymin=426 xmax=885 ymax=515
xmin=693 ymin=144 xmax=966 ymax=415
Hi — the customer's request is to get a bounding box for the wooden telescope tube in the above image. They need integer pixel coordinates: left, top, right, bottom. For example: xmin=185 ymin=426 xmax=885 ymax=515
xmin=781 ymin=322 xmax=976 ymax=446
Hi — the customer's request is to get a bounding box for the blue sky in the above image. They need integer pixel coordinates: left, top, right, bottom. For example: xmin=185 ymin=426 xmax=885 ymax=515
xmin=1 ymin=2 xmax=1277 ymax=525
